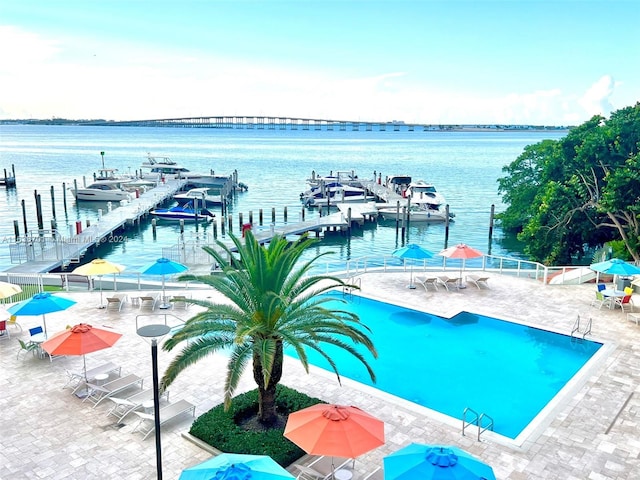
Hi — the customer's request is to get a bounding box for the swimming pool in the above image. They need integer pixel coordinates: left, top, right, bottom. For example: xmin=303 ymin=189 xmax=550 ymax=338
xmin=285 ymin=292 xmax=603 ymax=439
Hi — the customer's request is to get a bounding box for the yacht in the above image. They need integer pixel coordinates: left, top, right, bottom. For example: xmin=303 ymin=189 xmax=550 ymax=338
xmin=140 ymin=154 xmax=191 ymax=179
xmin=301 ymin=183 xmax=372 ymax=207
xmin=71 ymin=181 xmax=133 ymax=202
xmin=405 ymin=180 xmax=446 ymax=206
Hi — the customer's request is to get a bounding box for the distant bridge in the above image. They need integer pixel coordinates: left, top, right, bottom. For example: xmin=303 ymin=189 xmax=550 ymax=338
xmin=83 ymin=116 xmax=565 ymax=132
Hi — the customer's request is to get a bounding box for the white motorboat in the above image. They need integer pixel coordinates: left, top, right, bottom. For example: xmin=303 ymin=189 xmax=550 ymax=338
xmin=174 ymin=187 xmax=223 ymax=207
xmin=378 ymin=201 xmax=454 ymax=223
xmin=405 ymin=180 xmax=446 ymax=206
xmin=71 ymin=181 xmax=133 ymax=202
xmin=140 ymin=154 xmax=191 ymax=179
xmin=301 ymin=183 xmax=371 ymax=207
xmin=306 ymin=170 xmax=363 ymax=188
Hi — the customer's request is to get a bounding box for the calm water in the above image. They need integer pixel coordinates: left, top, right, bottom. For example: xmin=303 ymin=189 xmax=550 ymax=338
xmin=0 ymin=125 xmax=566 ymax=272
xmin=286 ymin=292 xmax=602 ymax=439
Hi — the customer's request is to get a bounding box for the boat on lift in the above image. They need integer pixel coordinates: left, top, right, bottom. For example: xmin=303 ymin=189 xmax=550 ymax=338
xmin=173 ymin=187 xmax=223 ymax=207
xmin=140 ymin=154 xmax=192 ymax=179
xmin=301 ymin=182 xmax=372 ymax=207
xmin=405 ymin=180 xmax=446 ymax=206
xmin=150 ymin=202 xmax=216 ymax=221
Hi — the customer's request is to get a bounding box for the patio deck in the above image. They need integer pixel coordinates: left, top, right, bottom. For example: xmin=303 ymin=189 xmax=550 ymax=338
xmin=1 ymin=272 xmax=639 ymax=479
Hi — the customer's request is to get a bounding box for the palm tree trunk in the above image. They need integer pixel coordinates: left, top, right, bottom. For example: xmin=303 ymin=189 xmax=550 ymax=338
xmin=253 ymin=340 xmax=284 ymax=425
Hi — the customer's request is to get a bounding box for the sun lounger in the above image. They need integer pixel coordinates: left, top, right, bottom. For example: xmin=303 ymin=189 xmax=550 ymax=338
xmin=106 ymin=293 xmax=127 ymax=311
xmin=466 ymin=274 xmax=489 ymax=289
xmin=139 ymin=293 xmax=159 ymax=310
xmin=131 ymin=399 xmax=196 ymax=440
xmin=105 ymin=388 xmax=170 ymax=422
xmin=63 ymin=361 xmax=122 ymax=393
xmin=437 ymin=275 xmax=460 ymax=291
xmin=417 ymin=276 xmax=439 ymax=291
xmin=83 ymin=373 xmax=144 ymax=407
xmin=294 ymin=456 xmax=352 ymax=480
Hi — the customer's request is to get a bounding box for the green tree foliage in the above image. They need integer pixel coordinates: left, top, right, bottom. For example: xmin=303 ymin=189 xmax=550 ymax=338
xmin=497 ymin=103 xmax=640 ymax=264
xmin=161 ymin=230 xmax=377 ymax=426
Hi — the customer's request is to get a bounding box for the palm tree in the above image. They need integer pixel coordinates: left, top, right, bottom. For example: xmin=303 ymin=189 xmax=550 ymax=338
xmin=161 ymin=230 xmax=377 ymax=426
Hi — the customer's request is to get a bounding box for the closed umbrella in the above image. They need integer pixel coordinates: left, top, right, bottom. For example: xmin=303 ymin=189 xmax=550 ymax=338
xmin=392 ymin=244 xmax=434 ymax=289
xmin=383 ymin=443 xmax=496 ymax=480
xmin=41 ymin=323 xmax=122 ymax=382
xmin=284 ymin=404 xmax=385 ymax=474
xmin=179 ymin=453 xmax=295 ymax=480
xmin=141 ymin=257 xmax=188 ymax=309
xmin=7 ymin=292 xmax=76 ymax=336
xmin=439 ymin=244 xmax=484 ymax=287
xmin=72 ymin=259 xmax=126 ymax=308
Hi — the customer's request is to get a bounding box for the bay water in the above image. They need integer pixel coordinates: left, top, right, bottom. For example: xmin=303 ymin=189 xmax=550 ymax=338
xmin=0 ymin=125 xmax=566 ymax=273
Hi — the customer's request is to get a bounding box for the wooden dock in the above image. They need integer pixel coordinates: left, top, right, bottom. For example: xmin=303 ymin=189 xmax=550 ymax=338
xmin=5 ymin=179 xmax=188 ymax=273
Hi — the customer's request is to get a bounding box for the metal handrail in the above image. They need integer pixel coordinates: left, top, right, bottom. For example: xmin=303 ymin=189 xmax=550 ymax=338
xmin=462 ymin=407 xmax=479 ymax=437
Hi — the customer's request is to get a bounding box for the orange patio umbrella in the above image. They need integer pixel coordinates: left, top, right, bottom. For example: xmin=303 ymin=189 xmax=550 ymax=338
xmin=42 ymin=323 xmax=122 ymax=382
xmin=284 ymin=404 xmax=385 ymax=459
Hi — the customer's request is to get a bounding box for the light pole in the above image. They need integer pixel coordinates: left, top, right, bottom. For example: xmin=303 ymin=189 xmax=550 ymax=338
xmin=137 ymin=324 xmax=171 ymax=480
xmin=100 ymin=151 xmax=105 ymax=169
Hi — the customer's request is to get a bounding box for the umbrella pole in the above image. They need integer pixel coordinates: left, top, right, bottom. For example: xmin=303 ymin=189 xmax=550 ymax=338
xmin=42 ymin=314 xmax=47 ymax=336
xmin=83 ymin=355 xmax=88 ymax=383
xmin=159 ymin=275 xmax=170 ymax=309
xmin=409 ymin=263 xmax=416 ymax=289
xmin=98 ymin=275 xmax=105 ymax=309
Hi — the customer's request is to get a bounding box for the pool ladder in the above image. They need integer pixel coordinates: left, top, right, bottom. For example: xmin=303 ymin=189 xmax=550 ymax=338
xmin=571 ymin=314 xmax=592 ymax=339
xmin=462 ymin=407 xmax=494 ymax=441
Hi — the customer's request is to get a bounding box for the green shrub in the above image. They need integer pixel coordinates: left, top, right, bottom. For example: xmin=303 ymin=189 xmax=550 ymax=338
xmin=189 ymin=384 xmax=323 ymax=466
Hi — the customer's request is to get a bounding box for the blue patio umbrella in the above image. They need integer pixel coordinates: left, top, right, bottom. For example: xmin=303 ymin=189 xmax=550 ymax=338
xmin=179 ymin=453 xmax=295 ymax=480
xmin=590 ymin=258 xmax=640 ymax=276
xmin=392 ymin=244 xmax=434 ymax=289
xmin=141 ymin=257 xmax=188 ymax=308
xmin=384 ymin=443 xmax=496 ymax=480
xmin=7 ymin=292 xmax=77 ymax=336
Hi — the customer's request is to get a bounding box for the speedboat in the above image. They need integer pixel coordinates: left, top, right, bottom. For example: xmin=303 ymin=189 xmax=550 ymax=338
xmin=173 ymin=187 xmax=222 ymax=207
xmin=150 ymin=202 xmax=216 ymax=221
xmin=71 ymin=182 xmax=133 ymax=202
xmin=405 ymin=180 xmax=446 ymax=206
xmin=378 ymin=201 xmax=454 ymax=223
xmin=301 ymin=182 xmax=371 ymax=207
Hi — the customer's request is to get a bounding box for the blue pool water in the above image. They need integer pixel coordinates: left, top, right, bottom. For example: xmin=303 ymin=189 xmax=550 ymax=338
xmin=285 ymin=293 xmax=603 ymax=439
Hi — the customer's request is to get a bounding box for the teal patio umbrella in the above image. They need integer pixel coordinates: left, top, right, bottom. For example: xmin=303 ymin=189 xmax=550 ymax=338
xmin=141 ymin=257 xmax=188 ymax=309
xmin=179 ymin=453 xmax=295 ymax=480
xmin=590 ymin=258 xmax=640 ymax=276
xmin=7 ymin=292 xmax=77 ymax=336
xmin=383 ymin=443 xmax=496 ymax=480
xmin=392 ymin=244 xmax=434 ymax=289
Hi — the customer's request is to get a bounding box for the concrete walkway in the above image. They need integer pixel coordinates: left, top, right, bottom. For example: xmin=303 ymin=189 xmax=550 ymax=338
xmin=1 ymin=272 xmax=639 ymax=479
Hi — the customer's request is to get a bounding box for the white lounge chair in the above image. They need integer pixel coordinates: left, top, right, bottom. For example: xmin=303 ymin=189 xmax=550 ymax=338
xmin=437 ymin=275 xmax=460 ymax=291
xmin=131 ymin=399 xmax=196 ymax=440
xmin=106 ymin=388 xmax=170 ymax=422
xmin=417 ymin=276 xmax=439 ymax=292
xmin=138 ymin=293 xmax=159 ymax=310
xmin=106 ymin=293 xmax=127 ymax=311
xmin=294 ymin=456 xmax=352 ymax=480
xmin=466 ymin=274 xmax=489 ymax=289
xmin=63 ymin=361 xmax=122 ymax=393
xmin=83 ymin=373 xmax=144 ymax=407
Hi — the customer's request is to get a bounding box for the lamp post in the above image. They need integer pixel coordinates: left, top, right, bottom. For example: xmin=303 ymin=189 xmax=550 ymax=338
xmin=137 ymin=324 xmax=171 ymax=480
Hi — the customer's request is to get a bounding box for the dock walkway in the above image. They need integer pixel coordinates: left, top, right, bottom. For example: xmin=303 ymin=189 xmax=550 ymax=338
xmin=6 ymin=179 xmax=187 ymax=273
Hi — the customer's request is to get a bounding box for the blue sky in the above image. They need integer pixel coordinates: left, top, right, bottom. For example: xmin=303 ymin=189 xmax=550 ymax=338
xmin=1 ymin=0 xmax=638 ymax=125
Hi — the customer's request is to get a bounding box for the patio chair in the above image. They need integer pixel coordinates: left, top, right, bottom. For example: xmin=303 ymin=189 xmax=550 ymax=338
xmin=437 ymin=275 xmax=460 ymax=291
xmin=171 ymin=295 xmax=189 ymax=310
xmin=466 ymin=274 xmax=489 ymax=289
xmin=0 ymin=319 xmax=9 ymax=340
xmin=106 ymin=293 xmax=127 ymax=311
xmin=7 ymin=315 xmax=22 ymax=332
xmin=591 ymin=290 xmax=612 ymax=309
xmin=131 ymin=399 xmax=196 ymax=440
xmin=615 ymin=294 xmax=634 ymax=313
xmin=83 ymin=373 xmax=144 ymax=407
xmin=417 ymin=276 xmax=439 ymax=292
xmin=16 ymin=338 xmax=39 ymax=360
xmin=29 ymin=326 xmax=44 ymax=337
xmin=63 ymin=361 xmax=122 ymax=393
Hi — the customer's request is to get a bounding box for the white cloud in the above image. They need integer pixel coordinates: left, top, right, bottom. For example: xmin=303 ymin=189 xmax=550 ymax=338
xmin=578 ymin=75 xmax=616 ymax=118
